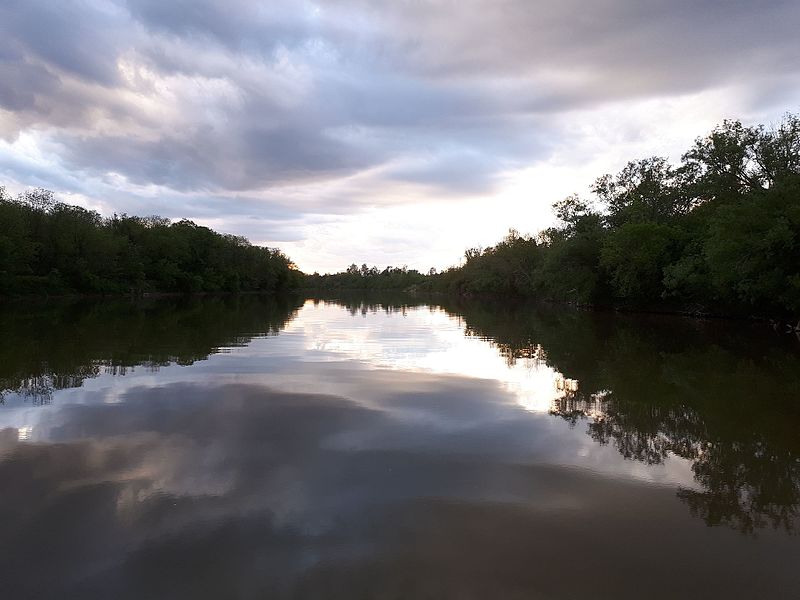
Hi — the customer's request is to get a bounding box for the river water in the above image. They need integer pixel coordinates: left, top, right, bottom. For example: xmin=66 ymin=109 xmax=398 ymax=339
xmin=1 ymin=294 xmax=798 ymax=598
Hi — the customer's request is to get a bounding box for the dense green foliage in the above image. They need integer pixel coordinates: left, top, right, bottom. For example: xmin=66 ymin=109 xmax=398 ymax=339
xmin=0 ymin=188 xmax=300 ymax=295
xmin=304 ymin=263 xmax=428 ymax=291
xmin=430 ymin=115 xmax=800 ymax=317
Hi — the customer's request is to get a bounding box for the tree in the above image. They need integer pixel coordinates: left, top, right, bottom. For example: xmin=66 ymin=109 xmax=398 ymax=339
xmin=553 ymin=194 xmax=594 ymax=230
xmin=681 ymin=119 xmax=764 ymax=201
xmin=592 ymin=157 xmax=688 ymax=226
xmin=0 ymin=189 xmax=299 ymax=296
xmin=600 ymin=223 xmax=678 ymax=301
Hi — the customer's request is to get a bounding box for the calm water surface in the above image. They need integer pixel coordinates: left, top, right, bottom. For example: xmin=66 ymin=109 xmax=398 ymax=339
xmin=1 ymin=295 xmax=799 ymax=599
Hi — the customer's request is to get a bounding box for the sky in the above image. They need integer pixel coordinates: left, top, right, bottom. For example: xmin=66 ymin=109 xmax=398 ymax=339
xmin=1 ymin=1 xmax=799 ymax=273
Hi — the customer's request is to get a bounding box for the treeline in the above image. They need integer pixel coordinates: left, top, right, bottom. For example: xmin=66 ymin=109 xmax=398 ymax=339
xmin=0 ymin=188 xmax=300 ymax=295
xmin=313 ymin=115 xmax=800 ymax=318
xmin=304 ymin=263 xmax=428 ymax=291
xmin=430 ymin=115 xmax=800 ymax=317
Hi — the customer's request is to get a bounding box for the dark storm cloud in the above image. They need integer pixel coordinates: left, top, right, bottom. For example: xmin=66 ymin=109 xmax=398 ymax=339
xmin=0 ymin=58 xmax=60 ymax=112
xmin=0 ymin=0 xmax=127 ymax=85
xmin=57 ymin=125 xmax=371 ymax=191
xmin=0 ymin=0 xmax=798 ymax=216
xmin=366 ymin=1 xmax=800 ymax=79
xmin=125 ymin=0 xmax=312 ymax=50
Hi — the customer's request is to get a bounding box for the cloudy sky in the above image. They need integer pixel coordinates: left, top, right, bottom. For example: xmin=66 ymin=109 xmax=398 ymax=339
xmin=1 ymin=1 xmax=799 ymax=272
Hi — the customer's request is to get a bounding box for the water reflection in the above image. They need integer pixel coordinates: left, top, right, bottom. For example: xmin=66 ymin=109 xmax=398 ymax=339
xmin=441 ymin=299 xmax=800 ymax=534
xmin=0 ymin=295 xmax=799 ymax=598
xmin=302 ymin=296 xmax=800 ymax=534
xmin=0 ymin=295 xmax=303 ymax=404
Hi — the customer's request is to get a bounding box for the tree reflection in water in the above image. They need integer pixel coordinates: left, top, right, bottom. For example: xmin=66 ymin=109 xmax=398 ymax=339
xmin=0 ymin=294 xmax=303 ymax=405
xmin=1 ymin=293 xmax=798 ymax=534
xmin=449 ymin=298 xmax=800 ymax=534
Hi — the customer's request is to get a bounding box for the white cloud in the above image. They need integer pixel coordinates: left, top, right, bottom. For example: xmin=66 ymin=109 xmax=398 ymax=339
xmin=1 ymin=0 xmax=799 ymax=271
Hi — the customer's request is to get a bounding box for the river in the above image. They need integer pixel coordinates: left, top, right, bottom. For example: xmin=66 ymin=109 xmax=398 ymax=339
xmin=1 ymin=294 xmax=798 ymax=598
